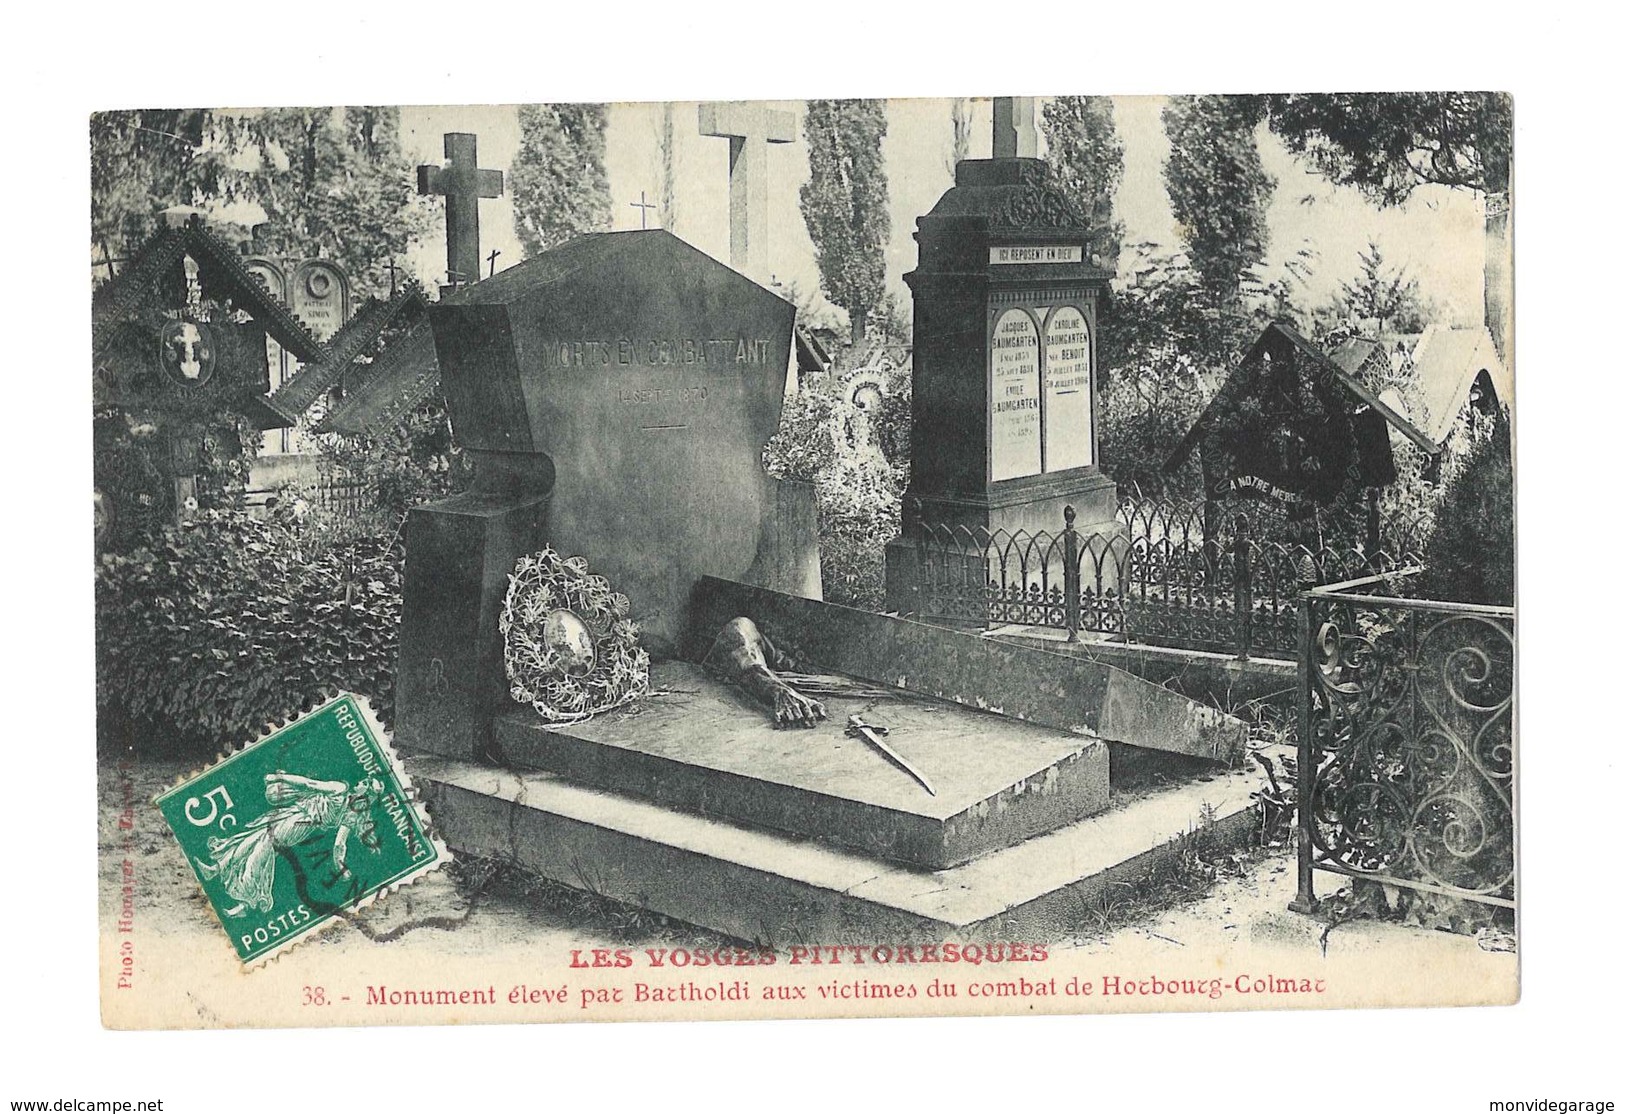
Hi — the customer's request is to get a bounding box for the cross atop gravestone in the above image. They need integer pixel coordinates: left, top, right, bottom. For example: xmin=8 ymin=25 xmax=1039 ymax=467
xmin=417 ymin=133 xmax=504 ymax=290
xmin=992 ymin=96 xmax=1038 ymax=158
xmin=630 ymin=191 xmax=657 ymax=230
xmin=698 ymin=102 xmax=795 ymax=276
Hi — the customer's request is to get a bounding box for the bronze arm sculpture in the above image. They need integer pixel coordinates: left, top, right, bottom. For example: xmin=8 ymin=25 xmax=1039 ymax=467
xmin=701 ymin=617 xmax=827 ymax=728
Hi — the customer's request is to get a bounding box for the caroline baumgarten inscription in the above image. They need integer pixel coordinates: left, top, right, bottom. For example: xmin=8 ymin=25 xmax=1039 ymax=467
xmin=546 ymin=337 xmax=775 ymax=370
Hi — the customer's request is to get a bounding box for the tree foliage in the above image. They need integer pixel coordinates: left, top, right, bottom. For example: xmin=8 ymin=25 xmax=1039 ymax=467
xmin=1162 ymin=95 xmax=1276 ymax=308
xmin=510 ymin=103 xmax=612 ymax=258
xmin=1101 ymin=254 xmax=1242 ymax=499
xmin=91 ymin=108 xmax=430 ymax=297
xmin=800 ymin=99 xmax=892 ymax=344
xmin=1335 ymin=240 xmax=1429 ymax=335
xmin=1420 ymin=414 xmax=1514 ymax=606
xmin=1263 ymin=92 xmax=1512 ymax=202
xmin=1042 ymin=96 xmax=1126 ymax=271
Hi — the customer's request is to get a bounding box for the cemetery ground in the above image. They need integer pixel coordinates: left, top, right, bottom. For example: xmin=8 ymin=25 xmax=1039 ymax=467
xmin=100 ymin=729 xmax=1514 ymax=1023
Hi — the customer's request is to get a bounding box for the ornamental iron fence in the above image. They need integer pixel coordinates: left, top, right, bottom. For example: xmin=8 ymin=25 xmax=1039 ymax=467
xmin=312 ymin=471 xmax=371 ymax=518
xmin=1290 ymin=577 xmax=1515 ymax=912
xmin=897 ymin=498 xmax=1421 ymax=659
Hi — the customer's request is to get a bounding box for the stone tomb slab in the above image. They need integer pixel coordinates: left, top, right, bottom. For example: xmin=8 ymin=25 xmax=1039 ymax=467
xmin=491 ymin=661 xmax=1108 ymax=870
xmin=685 ymin=577 xmax=1251 ymax=763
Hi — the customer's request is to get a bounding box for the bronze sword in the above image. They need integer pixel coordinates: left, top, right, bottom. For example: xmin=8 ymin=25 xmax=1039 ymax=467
xmin=845 ymin=714 xmax=937 ymax=797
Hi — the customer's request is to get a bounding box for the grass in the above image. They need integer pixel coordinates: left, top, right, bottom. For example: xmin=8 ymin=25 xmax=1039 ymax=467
xmin=1064 ymin=815 xmax=1276 ymax=941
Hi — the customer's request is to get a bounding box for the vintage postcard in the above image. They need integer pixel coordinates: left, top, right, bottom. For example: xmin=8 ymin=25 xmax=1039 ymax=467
xmin=93 ymin=92 xmax=1516 ymax=1029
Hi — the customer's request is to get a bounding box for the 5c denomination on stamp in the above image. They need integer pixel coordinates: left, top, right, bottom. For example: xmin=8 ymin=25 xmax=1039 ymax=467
xmin=155 ymin=694 xmax=448 ymax=965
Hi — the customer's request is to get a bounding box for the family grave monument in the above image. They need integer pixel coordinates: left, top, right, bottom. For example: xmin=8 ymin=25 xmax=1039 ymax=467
xmin=886 ymin=99 xmax=1119 ymax=611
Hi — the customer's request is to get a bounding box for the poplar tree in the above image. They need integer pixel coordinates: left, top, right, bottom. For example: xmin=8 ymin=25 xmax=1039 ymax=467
xmin=1161 ymin=94 xmax=1276 ymax=313
xmin=799 ymin=99 xmax=891 ymax=345
xmin=510 ymin=103 xmax=612 ymax=258
xmin=1041 ymin=96 xmax=1125 ymax=272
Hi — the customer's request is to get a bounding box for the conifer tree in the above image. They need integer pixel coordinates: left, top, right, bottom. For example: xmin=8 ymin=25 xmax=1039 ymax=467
xmin=799 ymin=99 xmax=891 ymax=345
xmin=1041 ymin=96 xmax=1125 ymax=272
xmin=510 ymin=103 xmax=612 ymax=258
xmin=1161 ymin=94 xmax=1275 ymax=313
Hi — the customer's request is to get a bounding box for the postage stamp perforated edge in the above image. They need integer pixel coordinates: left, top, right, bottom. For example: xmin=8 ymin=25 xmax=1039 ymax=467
xmin=153 ymin=691 xmax=452 ymax=970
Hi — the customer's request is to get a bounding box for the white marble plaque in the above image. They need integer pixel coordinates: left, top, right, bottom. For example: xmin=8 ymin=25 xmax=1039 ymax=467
xmin=1043 ymin=305 xmax=1093 ymax=470
xmin=989 ymin=244 xmax=1084 ymax=265
xmin=990 ymin=308 xmax=1042 ymax=481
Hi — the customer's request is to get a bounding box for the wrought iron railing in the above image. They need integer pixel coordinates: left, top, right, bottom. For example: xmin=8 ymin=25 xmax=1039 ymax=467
xmin=897 ymin=499 xmax=1420 ymax=659
xmin=1290 ymin=576 xmax=1515 ymax=912
xmin=313 ymin=471 xmax=371 ymax=518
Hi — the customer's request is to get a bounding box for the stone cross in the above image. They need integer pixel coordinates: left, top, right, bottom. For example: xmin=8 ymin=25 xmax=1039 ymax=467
xmin=698 ymin=102 xmax=796 ymax=274
xmin=417 ymin=133 xmax=504 ymax=289
xmin=630 ymin=190 xmax=657 ymax=230
xmin=487 ymin=248 xmax=501 ymax=278
xmin=992 ymin=97 xmax=1038 ymax=158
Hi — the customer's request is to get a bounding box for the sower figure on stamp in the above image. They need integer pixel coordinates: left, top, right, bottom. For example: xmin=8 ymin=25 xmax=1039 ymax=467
xmin=702 ymin=617 xmax=827 ymax=728
xmin=194 ymin=773 xmax=383 ymax=915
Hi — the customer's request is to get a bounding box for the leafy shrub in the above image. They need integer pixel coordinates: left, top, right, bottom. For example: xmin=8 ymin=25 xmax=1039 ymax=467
xmin=312 ymin=396 xmax=472 ymax=530
xmin=95 ymin=509 xmax=403 ymax=752
xmin=1420 ymin=414 xmax=1513 ymax=606
xmin=763 ymin=367 xmax=909 ymax=610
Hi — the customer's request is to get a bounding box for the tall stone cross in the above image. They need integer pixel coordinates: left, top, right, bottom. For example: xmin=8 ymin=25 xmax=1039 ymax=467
xmin=417 ymin=132 xmax=504 ymax=289
xmin=698 ymin=102 xmax=795 ymax=275
xmin=992 ymin=97 xmax=1038 ymax=158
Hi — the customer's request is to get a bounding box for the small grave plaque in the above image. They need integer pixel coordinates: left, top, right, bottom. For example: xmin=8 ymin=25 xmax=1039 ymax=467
xmin=289 ymin=260 xmax=351 ymax=342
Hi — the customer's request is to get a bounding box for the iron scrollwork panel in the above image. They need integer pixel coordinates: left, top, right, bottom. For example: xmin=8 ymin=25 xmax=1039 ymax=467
xmin=1303 ymin=594 xmax=1515 ymax=904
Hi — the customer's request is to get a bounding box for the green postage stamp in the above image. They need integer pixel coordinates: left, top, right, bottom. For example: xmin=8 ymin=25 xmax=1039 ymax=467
xmin=155 ymin=694 xmax=448 ymax=965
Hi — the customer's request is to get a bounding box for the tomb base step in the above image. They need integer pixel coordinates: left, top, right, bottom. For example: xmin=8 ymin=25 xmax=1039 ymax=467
xmin=410 ymin=755 xmax=1265 ymax=943
xmin=492 ymin=661 xmax=1111 ymax=870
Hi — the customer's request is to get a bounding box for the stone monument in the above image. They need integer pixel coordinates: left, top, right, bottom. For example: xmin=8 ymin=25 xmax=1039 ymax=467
xmin=393 ymin=229 xmax=822 ymax=761
xmin=884 ymin=102 xmax=1118 ymax=611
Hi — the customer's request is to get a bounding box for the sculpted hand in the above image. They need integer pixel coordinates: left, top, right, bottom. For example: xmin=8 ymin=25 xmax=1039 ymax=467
xmin=773 ymin=684 xmax=826 ymax=729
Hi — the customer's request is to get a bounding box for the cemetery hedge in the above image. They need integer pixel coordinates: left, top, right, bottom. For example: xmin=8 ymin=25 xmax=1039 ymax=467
xmin=95 ymin=509 xmax=403 ymax=752
xmin=1420 ymin=416 xmax=1514 ymax=607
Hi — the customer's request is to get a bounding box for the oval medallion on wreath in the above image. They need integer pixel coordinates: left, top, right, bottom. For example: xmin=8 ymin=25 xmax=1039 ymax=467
xmin=500 ymin=549 xmax=650 ymax=723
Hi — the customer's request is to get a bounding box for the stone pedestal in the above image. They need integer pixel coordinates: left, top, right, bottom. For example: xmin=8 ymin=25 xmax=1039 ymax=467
xmin=394 ymin=456 xmax=551 ymax=761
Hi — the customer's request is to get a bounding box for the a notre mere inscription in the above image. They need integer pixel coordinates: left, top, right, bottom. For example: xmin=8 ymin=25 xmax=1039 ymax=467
xmin=990 ymin=309 xmax=1042 ymax=481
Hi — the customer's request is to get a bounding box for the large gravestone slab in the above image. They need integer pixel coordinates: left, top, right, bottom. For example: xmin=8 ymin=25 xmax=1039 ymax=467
xmin=431 ymin=230 xmax=815 ymax=651
xmin=395 ymin=230 xmax=821 ymax=760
